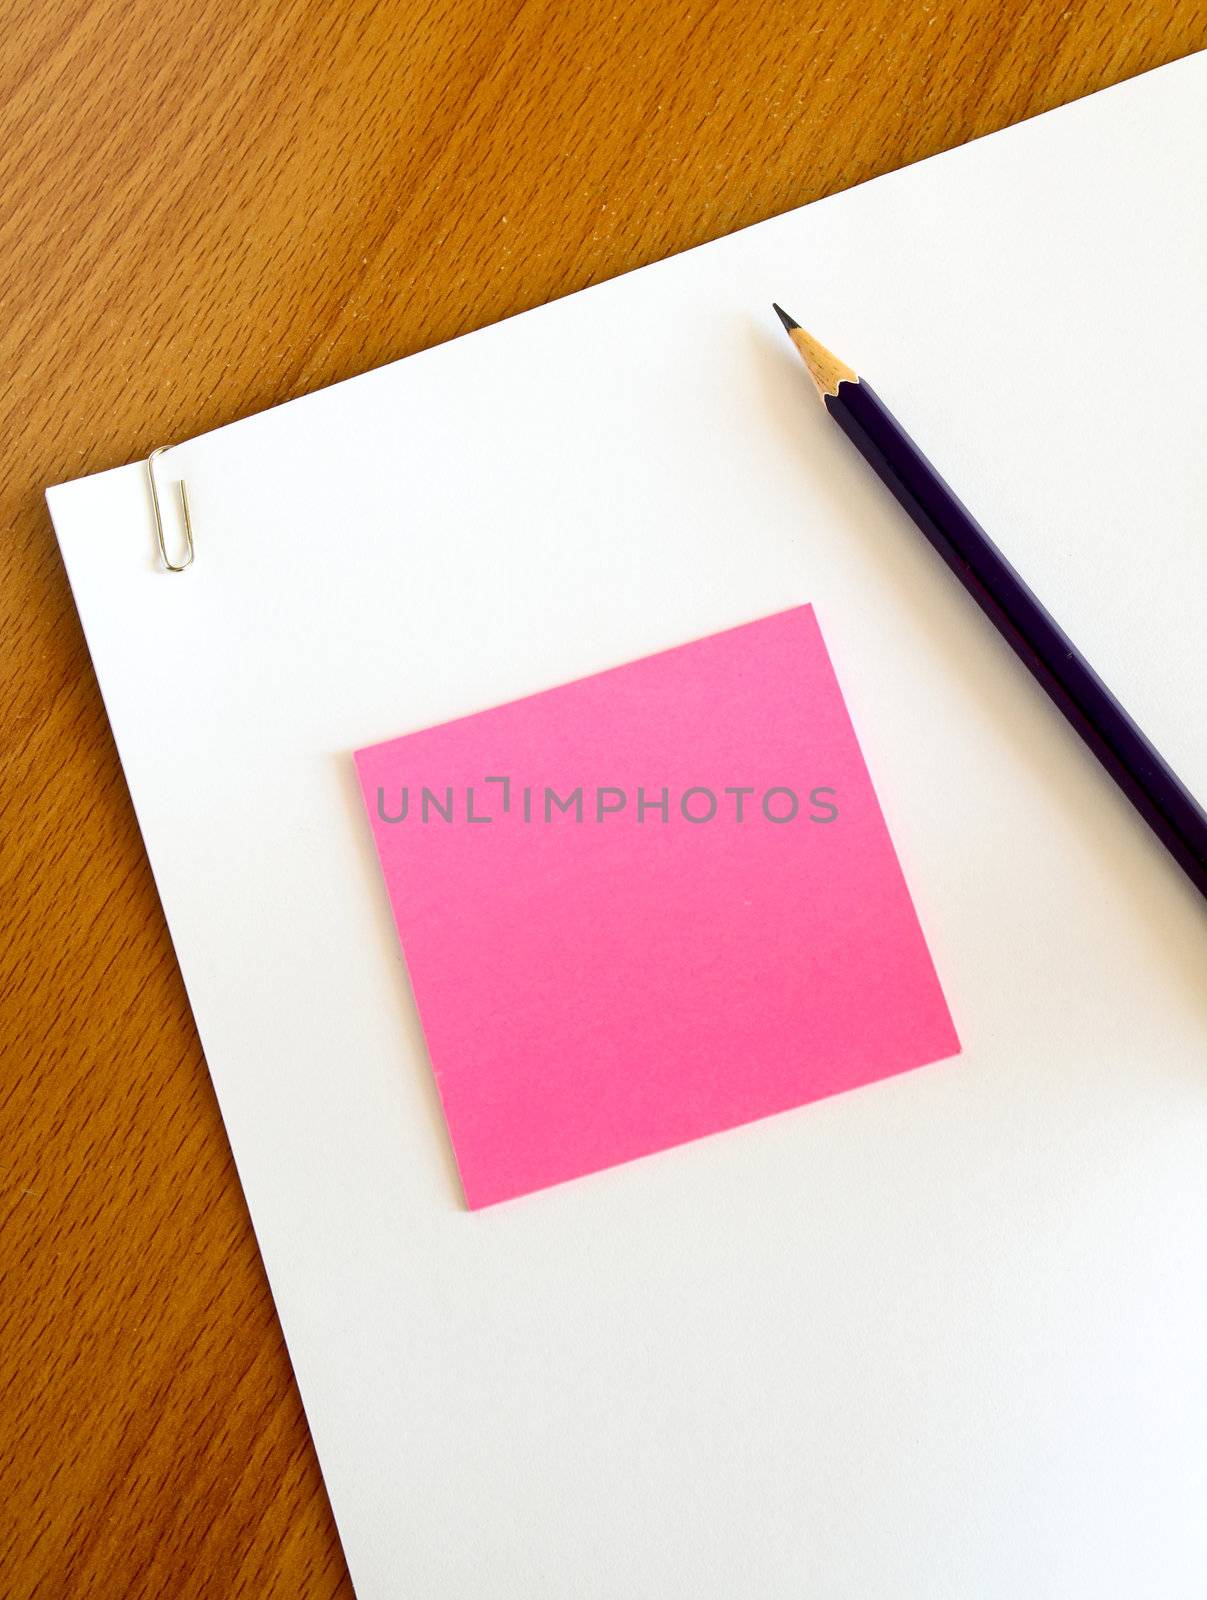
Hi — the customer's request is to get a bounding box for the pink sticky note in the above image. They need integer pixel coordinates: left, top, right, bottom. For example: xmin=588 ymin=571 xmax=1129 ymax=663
xmin=354 ymin=606 xmax=959 ymax=1208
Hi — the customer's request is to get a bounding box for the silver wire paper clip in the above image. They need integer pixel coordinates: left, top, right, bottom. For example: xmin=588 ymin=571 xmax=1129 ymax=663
xmin=147 ymin=446 xmax=195 ymax=572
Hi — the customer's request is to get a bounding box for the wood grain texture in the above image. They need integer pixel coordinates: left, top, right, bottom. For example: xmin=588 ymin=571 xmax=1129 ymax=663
xmin=1 ymin=3 xmax=1203 ymax=1593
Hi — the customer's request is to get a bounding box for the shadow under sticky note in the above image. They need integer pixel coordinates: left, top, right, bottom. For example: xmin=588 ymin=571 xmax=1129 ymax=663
xmin=354 ymin=605 xmax=959 ymax=1207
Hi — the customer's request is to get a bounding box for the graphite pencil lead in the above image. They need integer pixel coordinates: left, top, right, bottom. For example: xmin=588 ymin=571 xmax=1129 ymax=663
xmin=772 ymin=302 xmax=800 ymax=333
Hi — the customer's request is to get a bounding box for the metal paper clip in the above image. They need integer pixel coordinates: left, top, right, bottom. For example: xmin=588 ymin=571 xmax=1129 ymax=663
xmin=147 ymin=446 xmax=195 ymax=572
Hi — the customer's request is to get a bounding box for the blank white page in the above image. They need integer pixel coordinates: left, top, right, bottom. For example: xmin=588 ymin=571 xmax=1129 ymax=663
xmin=48 ymin=54 xmax=1207 ymax=1600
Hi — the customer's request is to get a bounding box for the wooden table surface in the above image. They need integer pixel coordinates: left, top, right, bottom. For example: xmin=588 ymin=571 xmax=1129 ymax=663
xmin=1 ymin=3 xmax=1203 ymax=1593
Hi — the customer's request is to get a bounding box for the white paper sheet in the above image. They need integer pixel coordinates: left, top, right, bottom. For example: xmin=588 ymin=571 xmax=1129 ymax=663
xmin=48 ymin=53 xmax=1207 ymax=1599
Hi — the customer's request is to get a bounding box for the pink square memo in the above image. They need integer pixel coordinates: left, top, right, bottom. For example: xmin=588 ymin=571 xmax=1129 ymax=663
xmin=354 ymin=606 xmax=959 ymax=1208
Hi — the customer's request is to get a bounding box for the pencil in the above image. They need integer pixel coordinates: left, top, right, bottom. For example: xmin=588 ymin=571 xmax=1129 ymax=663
xmin=772 ymin=304 xmax=1207 ymax=899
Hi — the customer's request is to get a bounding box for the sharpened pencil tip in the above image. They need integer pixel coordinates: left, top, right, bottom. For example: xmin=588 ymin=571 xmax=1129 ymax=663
xmin=773 ymin=313 xmax=858 ymax=398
